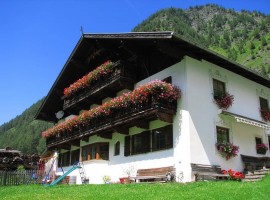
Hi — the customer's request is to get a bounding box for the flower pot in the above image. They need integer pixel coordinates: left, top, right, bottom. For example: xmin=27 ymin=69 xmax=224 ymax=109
xmin=257 ymin=148 xmax=267 ymax=155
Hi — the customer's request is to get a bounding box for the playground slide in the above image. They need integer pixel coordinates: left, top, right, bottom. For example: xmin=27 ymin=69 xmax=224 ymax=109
xmin=48 ymin=163 xmax=81 ymax=187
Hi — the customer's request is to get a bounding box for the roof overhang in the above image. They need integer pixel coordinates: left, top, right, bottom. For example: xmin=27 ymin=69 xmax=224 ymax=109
xmin=35 ymin=32 xmax=270 ymax=122
xmin=221 ymin=111 xmax=270 ymax=130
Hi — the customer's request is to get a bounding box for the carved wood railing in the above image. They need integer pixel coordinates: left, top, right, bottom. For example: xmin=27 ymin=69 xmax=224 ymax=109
xmin=63 ymin=60 xmax=136 ymax=111
xmin=46 ymin=101 xmax=177 ymax=148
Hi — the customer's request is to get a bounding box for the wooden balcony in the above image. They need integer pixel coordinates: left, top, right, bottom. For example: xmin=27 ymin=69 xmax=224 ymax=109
xmin=63 ymin=60 xmax=136 ymax=113
xmin=46 ymin=101 xmax=177 ymax=149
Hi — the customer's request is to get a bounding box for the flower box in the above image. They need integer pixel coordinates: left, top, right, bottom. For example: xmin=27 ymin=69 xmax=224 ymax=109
xmin=260 ymin=110 xmax=270 ymax=122
xmin=216 ymin=142 xmax=239 ymax=160
xmin=63 ymin=60 xmax=136 ymax=110
xmin=256 ymin=143 xmax=268 ymax=155
xmin=214 ymin=92 xmax=234 ymax=110
xmin=44 ymin=80 xmax=181 ymax=146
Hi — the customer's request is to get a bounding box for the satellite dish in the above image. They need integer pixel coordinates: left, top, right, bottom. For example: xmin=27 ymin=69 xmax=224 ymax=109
xmin=55 ymin=110 xmax=64 ymax=119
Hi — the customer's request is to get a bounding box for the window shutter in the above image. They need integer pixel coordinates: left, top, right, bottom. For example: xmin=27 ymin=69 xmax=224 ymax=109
xmin=124 ymin=136 xmax=131 ymax=156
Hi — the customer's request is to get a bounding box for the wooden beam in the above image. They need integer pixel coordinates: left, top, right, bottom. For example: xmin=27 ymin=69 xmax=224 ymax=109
xmin=114 ymin=127 xmax=129 ymax=135
xmin=156 ymin=41 xmax=184 ymax=59
xmin=81 ymin=136 xmax=89 ymax=142
xmin=97 ymin=132 xmax=112 ymax=139
xmin=59 ymin=143 xmax=71 ymax=150
xmin=71 ymin=139 xmax=80 ymax=147
xmin=135 ymin=121 xmax=149 ymax=129
xmin=157 ymin=112 xmax=173 ymax=123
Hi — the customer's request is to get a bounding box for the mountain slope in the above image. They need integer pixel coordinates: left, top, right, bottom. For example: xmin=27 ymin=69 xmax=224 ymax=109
xmin=0 ymin=99 xmax=52 ymax=154
xmin=133 ymin=4 xmax=270 ymax=77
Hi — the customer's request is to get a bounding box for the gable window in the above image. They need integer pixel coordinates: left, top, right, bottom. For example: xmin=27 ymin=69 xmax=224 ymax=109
xmin=259 ymin=97 xmax=269 ymax=111
xmin=213 ymin=79 xmax=226 ymax=99
xmin=216 ymin=126 xmax=230 ymax=143
xmin=80 ymin=143 xmax=109 ymax=161
xmin=114 ymin=141 xmax=120 ymax=156
xmin=152 ymin=125 xmax=173 ymax=151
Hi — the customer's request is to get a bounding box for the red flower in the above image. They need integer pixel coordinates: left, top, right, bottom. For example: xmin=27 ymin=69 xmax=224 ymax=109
xmin=42 ymin=80 xmax=181 ymax=138
xmin=222 ymin=169 xmax=245 ymax=181
xmin=214 ymin=92 xmax=234 ymax=110
xmin=63 ymin=60 xmax=114 ymax=97
xmin=261 ymin=110 xmax=270 ymax=122
xmin=216 ymin=142 xmax=239 ymax=160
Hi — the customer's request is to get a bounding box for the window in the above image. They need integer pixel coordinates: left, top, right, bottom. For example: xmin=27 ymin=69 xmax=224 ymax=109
xmin=80 ymin=143 xmax=109 ymax=161
xmin=59 ymin=151 xmax=70 ymax=167
xmin=213 ymin=79 xmax=226 ymax=99
xmin=124 ymin=125 xmax=173 ymax=156
xmin=259 ymin=97 xmax=269 ymax=111
xmin=70 ymin=149 xmax=80 ymax=165
xmin=99 ymin=143 xmax=109 ymax=160
xmin=255 ymin=137 xmax=262 ymax=154
xmin=114 ymin=141 xmax=120 ymax=156
xmin=152 ymin=125 xmax=173 ymax=151
xmin=216 ymin=126 xmax=230 ymax=143
xmin=81 ymin=145 xmax=90 ymax=161
xmin=132 ymin=131 xmax=150 ymax=155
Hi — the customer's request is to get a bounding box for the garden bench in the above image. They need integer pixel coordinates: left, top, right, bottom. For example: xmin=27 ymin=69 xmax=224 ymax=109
xmin=132 ymin=166 xmax=175 ymax=183
xmin=241 ymin=154 xmax=270 ymax=172
xmin=191 ymin=163 xmax=228 ymax=181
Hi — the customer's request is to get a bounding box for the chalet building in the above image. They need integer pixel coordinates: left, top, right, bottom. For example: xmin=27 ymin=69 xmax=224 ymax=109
xmin=36 ymin=32 xmax=270 ymax=184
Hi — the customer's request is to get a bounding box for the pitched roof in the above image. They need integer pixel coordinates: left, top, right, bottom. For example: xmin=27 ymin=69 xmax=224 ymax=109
xmin=35 ymin=32 xmax=270 ymax=122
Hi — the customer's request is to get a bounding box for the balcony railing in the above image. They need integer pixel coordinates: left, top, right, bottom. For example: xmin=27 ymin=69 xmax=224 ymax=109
xmin=46 ymin=101 xmax=177 ymax=148
xmin=63 ymin=60 xmax=136 ymax=111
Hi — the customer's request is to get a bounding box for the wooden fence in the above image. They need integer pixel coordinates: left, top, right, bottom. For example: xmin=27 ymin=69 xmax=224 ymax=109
xmin=0 ymin=170 xmax=45 ymax=186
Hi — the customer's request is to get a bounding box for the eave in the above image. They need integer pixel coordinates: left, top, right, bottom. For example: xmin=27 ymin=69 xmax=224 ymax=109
xmin=35 ymin=31 xmax=270 ymax=122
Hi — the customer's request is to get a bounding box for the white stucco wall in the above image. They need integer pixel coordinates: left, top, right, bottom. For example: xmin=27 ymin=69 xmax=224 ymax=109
xmin=57 ymin=56 xmax=270 ymax=184
xmin=184 ymin=56 xmax=270 ymax=178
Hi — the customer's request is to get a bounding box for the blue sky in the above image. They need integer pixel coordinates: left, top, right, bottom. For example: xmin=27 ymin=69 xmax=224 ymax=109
xmin=0 ymin=0 xmax=269 ymax=125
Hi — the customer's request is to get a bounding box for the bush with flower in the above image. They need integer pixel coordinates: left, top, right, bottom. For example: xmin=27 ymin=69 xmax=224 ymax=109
xmin=222 ymin=169 xmax=245 ymax=181
xmin=260 ymin=110 xmax=270 ymax=122
xmin=42 ymin=80 xmax=181 ymax=138
xmin=216 ymin=142 xmax=239 ymax=160
xmin=214 ymin=92 xmax=234 ymax=110
xmin=256 ymin=143 xmax=269 ymax=154
xmin=63 ymin=60 xmax=114 ymax=97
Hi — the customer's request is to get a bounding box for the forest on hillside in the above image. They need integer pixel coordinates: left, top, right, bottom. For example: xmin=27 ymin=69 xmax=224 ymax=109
xmin=133 ymin=4 xmax=270 ymax=77
xmin=1 ymin=4 xmax=269 ymax=154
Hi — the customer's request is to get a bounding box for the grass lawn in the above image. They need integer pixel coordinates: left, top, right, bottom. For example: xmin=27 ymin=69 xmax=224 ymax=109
xmin=1 ymin=175 xmax=270 ymax=200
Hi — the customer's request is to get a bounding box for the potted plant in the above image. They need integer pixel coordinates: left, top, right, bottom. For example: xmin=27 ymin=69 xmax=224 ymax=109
xmin=256 ymin=143 xmax=269 ymax=155
xmin=102 ymin=175 xmax=111 ymax=184
xmin=120 ymin=165 xmax=136 ymax=184
xmin=216 ymin=142 xmax=239 ymax=160
xmin=214 ymin=92 xmax=234 ymax=110
xmin=260 ymin=110 xmax=270 ymax=122
xmin=222 ymin=169 xmax=245 ymax=181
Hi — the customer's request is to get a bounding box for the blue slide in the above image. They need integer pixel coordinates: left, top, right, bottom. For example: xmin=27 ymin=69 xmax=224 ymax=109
xmin=47 ymin=162 xmax=81 ymax=187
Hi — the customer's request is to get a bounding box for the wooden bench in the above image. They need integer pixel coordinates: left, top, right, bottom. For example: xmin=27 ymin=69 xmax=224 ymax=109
xmin=132 ymin=166 xmax=175 ymax=183
xmin=191 ymin=163 xmax=228 ymax=181
xmin=241 ymin=154 xmax=270 ymax=172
